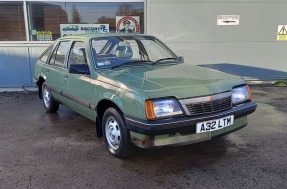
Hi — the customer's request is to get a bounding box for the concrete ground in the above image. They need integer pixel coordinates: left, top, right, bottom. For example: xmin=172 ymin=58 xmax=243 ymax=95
xmin=0 ymin=86 xmax=286 ymax=189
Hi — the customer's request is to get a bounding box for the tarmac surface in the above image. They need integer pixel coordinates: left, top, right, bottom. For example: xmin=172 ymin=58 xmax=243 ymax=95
xmin=0 ymin=86 xmax=286 ymax=189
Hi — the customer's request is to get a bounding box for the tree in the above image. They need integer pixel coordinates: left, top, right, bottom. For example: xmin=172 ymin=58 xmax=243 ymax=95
xmin=72 ymin=4 xmax=81 ymax=23
xmin=116 ymin=4 xmax=136 ymax=16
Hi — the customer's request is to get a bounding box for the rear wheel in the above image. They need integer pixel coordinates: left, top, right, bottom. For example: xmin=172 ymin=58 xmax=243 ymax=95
xmin=102 ymin=107 xmax=134 ymax=158
xmin=42 ymin=82 xmax=59 ymax=113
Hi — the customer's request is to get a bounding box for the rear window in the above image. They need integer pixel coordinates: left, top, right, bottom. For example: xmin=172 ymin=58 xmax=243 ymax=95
xmin=39 ymin=45 xmax=53 ymax=63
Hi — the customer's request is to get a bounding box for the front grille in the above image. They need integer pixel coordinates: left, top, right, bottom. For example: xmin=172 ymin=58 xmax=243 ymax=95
xmin=179 ymin=92 xmax=232 ymax=116
xmin=185 ymin=96 xmax=232 ymax=115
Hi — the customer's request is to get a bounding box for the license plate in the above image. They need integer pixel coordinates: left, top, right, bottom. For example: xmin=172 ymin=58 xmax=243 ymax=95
xmin=196 ymin=115 xmax=234 ymax=133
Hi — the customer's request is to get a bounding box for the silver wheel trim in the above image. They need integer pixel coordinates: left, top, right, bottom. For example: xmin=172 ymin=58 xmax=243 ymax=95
xmin=105 ymin=116 xmax=121 ymax=151
xmin=43 ymin=87 xmax=51 ymax=108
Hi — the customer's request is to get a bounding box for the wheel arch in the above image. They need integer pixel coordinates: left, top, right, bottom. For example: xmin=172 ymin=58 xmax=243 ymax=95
xmin=95 ymin=99 xmax=124 ymax=138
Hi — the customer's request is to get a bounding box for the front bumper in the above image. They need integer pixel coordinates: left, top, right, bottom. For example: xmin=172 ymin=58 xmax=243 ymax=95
xmin=130 ymin=116 xmax=248 ymax=148
xmin=125 ymin=101 xmax=257 ymax=135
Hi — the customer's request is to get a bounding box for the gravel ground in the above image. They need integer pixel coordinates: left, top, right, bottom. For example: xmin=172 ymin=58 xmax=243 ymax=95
xmin=0 ymin=86 xmax=286 ymax=189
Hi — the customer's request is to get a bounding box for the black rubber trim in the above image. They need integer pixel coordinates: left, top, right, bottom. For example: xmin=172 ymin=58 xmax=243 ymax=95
xmin=48 ymin=86 xmax=97 ymax=111
xmin=125 ymin=101 xmax=257 ymax=135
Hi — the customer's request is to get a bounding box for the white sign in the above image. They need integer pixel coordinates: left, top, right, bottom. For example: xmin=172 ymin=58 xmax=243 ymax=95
xmin=217 ymin=15 xmax=240 ymax=26
xmin=60 ymin=24 xmax=109 ymax=37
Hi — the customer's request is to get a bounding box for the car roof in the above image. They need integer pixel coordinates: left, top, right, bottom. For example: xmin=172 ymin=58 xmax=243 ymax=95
xmin=58 ymin=34 xmax=154 ymax=41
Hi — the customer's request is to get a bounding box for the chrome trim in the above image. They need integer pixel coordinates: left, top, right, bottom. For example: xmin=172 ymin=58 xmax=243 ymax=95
xmin=179 ymin=91 xmax=231 ymax=104
xmin=179 ymin=91 xmax=232 ymax=116
xmin=33 ymin=78 xmax=38 ymax=84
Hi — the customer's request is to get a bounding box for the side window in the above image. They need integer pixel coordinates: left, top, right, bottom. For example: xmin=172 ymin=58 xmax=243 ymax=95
xmin=49 ymin=41 xmax=70 ymax=67
xmin=69 ymin=41 xmax=87 ymax=67
xmin=39 ymin=45 xmax=53 ymax=63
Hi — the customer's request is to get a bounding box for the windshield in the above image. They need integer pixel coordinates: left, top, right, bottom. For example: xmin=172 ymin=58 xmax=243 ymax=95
xmin=91 ymin=36 xmax=180 ymax=69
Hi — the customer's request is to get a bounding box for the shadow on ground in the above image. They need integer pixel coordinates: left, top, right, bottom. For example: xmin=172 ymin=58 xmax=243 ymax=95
xmin=199 ymin=63 xmax=287 ymax=80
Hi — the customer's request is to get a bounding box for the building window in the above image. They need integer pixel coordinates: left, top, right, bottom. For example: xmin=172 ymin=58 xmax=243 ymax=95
xmin=0 ymin=2 xmax=26 ymax=41
xmin=27 ymin=1 xmax=144 ymax=41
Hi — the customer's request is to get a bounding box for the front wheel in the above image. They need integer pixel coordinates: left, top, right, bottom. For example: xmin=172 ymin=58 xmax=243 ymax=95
xmin=102 ymin=108 xmax=134 ymax=158
xmin=42 ymin=82 xmax=59 ymax=113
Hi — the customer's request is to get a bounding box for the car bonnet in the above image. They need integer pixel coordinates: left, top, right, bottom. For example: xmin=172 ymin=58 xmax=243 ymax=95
xmin=102 ymin=63 xmax=245 ymax=99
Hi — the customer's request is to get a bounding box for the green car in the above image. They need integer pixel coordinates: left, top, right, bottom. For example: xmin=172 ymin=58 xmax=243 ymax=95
xmin=34 ymin=34 xmax=257 ymax=158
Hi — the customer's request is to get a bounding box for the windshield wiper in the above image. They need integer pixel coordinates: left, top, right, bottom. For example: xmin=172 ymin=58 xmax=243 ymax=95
xmin=152 ymin=57 xmax=179 ymax=65
xmin=111 ymin=60 xmax=153 ymax=69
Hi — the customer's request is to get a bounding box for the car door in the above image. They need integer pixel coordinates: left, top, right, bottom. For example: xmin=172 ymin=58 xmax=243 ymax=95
xmin=61 ymin=41 xmax=93 ymax=119
xmin=45 ymin=40 xmax=71 ymax=102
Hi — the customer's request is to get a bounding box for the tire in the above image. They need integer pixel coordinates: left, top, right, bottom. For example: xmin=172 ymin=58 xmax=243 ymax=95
xmin=102 ymin=107 xmax=134 ymax=158
xmin=42 ymin=82 xmax=59 ymax=113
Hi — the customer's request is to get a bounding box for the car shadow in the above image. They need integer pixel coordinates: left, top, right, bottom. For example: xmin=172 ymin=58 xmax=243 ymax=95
xmin=119 ymin=135 xmax=238 ymax=175
xmin=41 ymin=104 xmax=247 ymax=174
xmin=199 ymin=63 xmax=287 ymax=80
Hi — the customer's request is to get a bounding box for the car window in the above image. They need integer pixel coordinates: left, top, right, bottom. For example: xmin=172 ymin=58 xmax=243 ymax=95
xmin=39 ymin=45 xmax=53 ymax=63
xmin=91 ymin=40 xmax=108 ymax=53
xmin=90 ymin=36 xmax=178 ymax=69
xmin=123 ymin=40 xmax=140 ymax=60
xmin=49 ymin=41 xmax=70 ymax=68
xmin=141 ymin=40 xmax=173 ymax=61
xmin=68 ymin=41 xmax=87 ymax=67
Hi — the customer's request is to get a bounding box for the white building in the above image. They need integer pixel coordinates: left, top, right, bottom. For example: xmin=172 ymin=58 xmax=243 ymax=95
xmin=0 ymin=0 xmax=286 ymax=87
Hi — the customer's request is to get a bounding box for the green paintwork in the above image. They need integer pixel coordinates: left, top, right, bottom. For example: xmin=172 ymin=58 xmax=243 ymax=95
xmin=89 ymin=63 xmax=244 ymax=119
xmin=100 ymin=63 xmax=244 ymax=99
xmin=34 ymin=34 xmax=246 ymax=119
xmin=34 ymin=34 xmax=251 ymax=147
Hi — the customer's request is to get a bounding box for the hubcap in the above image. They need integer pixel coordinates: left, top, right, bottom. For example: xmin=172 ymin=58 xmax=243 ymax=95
xmin=43 ymin=87 xmax=51 ymax=108
xmin=105 ymin=117 xmax=121 ymax=150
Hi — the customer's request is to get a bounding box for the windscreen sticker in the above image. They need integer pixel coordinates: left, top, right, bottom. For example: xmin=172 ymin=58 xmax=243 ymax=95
xmin=103 ymin=60 xmax=111 ymax=65
xmin=97 ymin=60 xmax=111 ymax=67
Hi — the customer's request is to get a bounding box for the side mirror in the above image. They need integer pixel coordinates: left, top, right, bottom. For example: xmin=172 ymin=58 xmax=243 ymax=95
xmin=179 ymin=56 xmax=184 ymax=63
xmin=69 ymin=64 xmax=89 ymax=75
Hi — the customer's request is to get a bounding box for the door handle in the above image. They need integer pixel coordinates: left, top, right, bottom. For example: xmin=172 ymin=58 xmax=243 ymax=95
xmin=63 ymin=75 xmax=68 ymax=79
xmin=45 ymin=69 xmax=49 ymax=72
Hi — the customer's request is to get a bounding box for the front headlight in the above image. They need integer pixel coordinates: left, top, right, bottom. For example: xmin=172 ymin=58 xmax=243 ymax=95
xmin=145 ymin=98 xmax=183 ymax=120
xmin=232 ymin=85 xmax=252 ymax=105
